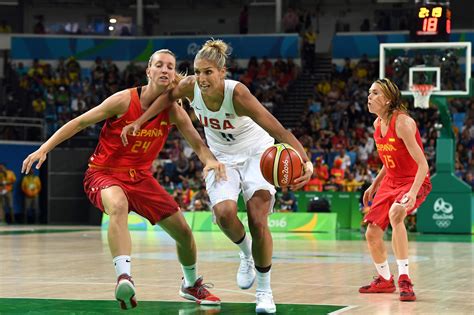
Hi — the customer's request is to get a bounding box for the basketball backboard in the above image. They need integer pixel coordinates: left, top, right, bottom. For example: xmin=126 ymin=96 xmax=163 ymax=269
xmin=379 ymin=42 xmax=471 ymax=97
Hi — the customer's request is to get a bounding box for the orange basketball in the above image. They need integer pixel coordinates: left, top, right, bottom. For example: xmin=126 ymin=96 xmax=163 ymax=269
xmin=260 ymin=143 xmax=303 ymax=188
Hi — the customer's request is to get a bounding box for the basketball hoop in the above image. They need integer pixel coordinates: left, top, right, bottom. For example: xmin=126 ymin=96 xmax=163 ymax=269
xmin=410 ymin=84 xmax=434 ymax=109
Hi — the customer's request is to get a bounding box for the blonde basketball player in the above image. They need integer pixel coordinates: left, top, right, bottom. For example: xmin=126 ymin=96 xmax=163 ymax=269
xmin=121 ymin=39 xmax=313 ymax=313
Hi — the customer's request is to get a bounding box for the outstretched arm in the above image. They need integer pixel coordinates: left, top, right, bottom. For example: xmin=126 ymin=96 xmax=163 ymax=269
xmin=120 ymin=76 xmax=196 ymax=146
xmin=232 ymin=83 xmax=312 ymax=190
xmin=169 ymin=103 xmax=226 ymax=181
xmin=22 ymin=91 xmax=129 ymax=173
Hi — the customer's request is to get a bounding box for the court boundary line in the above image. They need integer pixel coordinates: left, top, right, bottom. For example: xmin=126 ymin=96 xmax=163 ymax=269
xmin=328 ymin=305 xmax=358 ymax=314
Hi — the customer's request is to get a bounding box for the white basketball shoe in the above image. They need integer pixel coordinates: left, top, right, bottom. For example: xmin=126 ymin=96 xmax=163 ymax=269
xmin=256 ymin=289 xmax=276 ymax=314
xmin=237 ymin=251 xmax=256 ymax=289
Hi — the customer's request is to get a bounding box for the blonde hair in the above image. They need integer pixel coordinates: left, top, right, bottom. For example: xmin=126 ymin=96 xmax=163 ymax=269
xmin=147 ymin=49 xmax=184 ymax=87
xmin=375 ymin=78 xmax=407 ymax=123
xmin=195 ymin=39 xmax=230 ymax=69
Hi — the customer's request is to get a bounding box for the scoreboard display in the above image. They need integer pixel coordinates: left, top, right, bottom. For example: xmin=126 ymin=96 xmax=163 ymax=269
xmin=410 ymin=3 xmax=451 ymax=41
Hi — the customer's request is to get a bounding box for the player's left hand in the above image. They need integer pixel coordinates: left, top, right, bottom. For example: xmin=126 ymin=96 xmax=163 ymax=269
xmin=400 ymin=191 xmax=417 ymax=210
xmin=290 ymin=161 xmax=313 ymax=191
xmin=203 ymin=160 xmax=227 ymax=182
xmin=120 ymin=122 xmax=141 ymax=146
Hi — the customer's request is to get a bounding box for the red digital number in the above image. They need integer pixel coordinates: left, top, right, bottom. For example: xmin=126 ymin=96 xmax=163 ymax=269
xmin=422 ymin=17 xmax=438 ymax=32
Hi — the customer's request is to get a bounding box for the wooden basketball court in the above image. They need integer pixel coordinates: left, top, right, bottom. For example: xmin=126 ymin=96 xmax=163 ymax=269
xmin=1 ymin=225 xmax=473 ymax=314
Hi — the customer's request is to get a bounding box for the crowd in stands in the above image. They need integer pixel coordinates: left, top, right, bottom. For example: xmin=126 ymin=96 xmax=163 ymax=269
xmin=294 ymin=54 xmax=474 ymax=199
xmin=1 ymin=48 xmax=472 ymax=213
xmin=3 ymin=56 xmax=148 ymax=139
xmin=2 ymin=54 xmax=299 ymax=211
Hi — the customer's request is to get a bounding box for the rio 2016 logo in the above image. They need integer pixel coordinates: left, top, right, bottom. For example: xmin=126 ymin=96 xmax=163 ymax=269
xmin=432 ymin=197 xmax=454 ymax=228
xmin=281 ymin=159 xmax=289 ymax=185
xmin=268 ymin=217 xmax=287 ymax=228
xmin=187 ymin=43 xmax=200 ymax=56
xmin=240 ymin=216 xmax=287 ymax=228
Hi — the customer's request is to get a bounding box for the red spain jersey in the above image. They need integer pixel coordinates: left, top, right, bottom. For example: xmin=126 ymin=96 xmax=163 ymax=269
xmin=89 ymin=87 xmax=171 ymax=170
xmin=374 ymin=111 xmax=430 ymax=183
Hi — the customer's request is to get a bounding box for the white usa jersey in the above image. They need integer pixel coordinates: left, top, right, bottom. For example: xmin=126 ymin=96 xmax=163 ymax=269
xmin=191 ymin=79 xmax=274 ymax=157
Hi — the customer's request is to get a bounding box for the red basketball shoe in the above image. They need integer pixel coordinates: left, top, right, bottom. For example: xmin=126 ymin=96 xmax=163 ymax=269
xmin=179 ymin=276 xmax=221 ymax=305
xmin=115 ymin=273 xmax=138 ymax=310
xmin=359 ymin=275 xmax=396 ymax=293
xmin=398 ymin=274 xmax=416 ymax=301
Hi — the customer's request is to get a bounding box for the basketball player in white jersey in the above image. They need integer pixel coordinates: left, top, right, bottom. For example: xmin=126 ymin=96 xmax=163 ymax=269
xmin=121 ymin=39 xmax=313 ymax=314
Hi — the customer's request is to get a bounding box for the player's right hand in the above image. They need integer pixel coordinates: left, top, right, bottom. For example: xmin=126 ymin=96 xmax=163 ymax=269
xmin=290 ymin=161 xmax=313 ymax=191
xmin=203 ymin=160 xmax=227 ymax=182
xmin=363 ymin=184 xmax=377 ymax=208
xmin=120 ymin=122 xmax=141 ymax=146
xmin=22 ymin=149 xmax=47 ymax=174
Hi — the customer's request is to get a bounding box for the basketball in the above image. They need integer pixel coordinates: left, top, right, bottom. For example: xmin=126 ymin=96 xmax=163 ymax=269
xmin=260 ymin=143 xmax=303 ymax=188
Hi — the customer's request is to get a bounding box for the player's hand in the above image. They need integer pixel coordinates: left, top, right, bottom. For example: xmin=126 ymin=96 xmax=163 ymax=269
xmin=22 ymin=148 xmax=48 ymax=174
xmin=363 ymin=184 xmax=377 ymax=208
xmin=203 ymin=160 xmax=227 ymax=182
xmin=400 ymin=191 xmax=416 ymax=210
xmin=290 ymin=161 xmax=313 ymax=191
xmin=120 ymin=122 xmax=141 ymax=146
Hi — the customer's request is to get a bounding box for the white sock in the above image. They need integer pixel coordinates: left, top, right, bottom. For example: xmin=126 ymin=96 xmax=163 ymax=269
xmin=256 ymin=270 xmax=271 ymax=292
xmin=181 ymin=263 xmax=197 ymax=288
xmin=113 ymin=255 xmax=131 ymax=277
xmin=236 ymin=233 xmax=252 ymax=258
xmin=375 ymin=260 xmax=391 ymax=280
xmin=397 ymin=259 xmax=409 ymax=277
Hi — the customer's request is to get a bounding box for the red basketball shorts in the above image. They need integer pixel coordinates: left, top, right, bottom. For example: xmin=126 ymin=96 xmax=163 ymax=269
xmin=364 ymin=176 xmax=432 ymax=230
xmin=84 ymin=167 xmax=179 ymax=225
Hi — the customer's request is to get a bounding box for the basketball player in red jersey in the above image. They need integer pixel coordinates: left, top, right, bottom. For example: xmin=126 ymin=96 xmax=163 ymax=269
xmin=21 ymin=50 xmax=225 ymax=310
xmin=359 ymin=78 xmax=431 ymax=301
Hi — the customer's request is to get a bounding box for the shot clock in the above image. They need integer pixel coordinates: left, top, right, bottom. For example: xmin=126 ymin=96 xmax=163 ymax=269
xmin=410 ymin=2 xmax=451 ymax=41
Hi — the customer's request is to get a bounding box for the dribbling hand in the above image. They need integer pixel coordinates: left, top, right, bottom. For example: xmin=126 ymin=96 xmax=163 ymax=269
xmin=22 ymin=149 xmax=48 ymax=174
xmin=290 ymin=161 xmax=313 ymax=191
xmin=120 ymin=122 xmax=141 ymax=146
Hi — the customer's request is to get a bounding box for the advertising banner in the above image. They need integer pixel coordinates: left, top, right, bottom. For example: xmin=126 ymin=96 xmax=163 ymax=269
xmin=101 ymin=211 xmax=337 ymax=233
xmin=11 ymin=34 xmax=299 ymax=61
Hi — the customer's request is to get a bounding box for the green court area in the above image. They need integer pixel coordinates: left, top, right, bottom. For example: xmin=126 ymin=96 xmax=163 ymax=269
xmin=0 ymin=298 xmax=346 ymax=314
